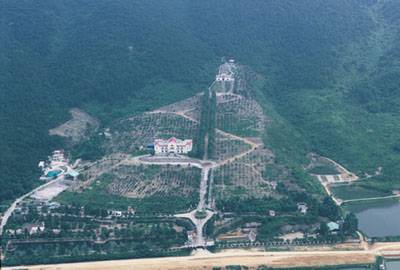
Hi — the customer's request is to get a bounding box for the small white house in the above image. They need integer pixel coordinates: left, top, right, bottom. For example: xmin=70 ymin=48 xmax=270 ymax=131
xmin=269 ymin=210 xmax=276 ymax=217
xmin=23 ymin=222 xmax=45 ymax=235
xmin=110 ymin=210 xmax=123 ymax=217
xmin=297 ymin=203 xmax=308 ymax=215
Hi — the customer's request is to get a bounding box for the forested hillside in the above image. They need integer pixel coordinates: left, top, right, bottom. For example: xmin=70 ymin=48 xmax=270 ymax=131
xmin=1 ymin=0 xmax=400 ymax=204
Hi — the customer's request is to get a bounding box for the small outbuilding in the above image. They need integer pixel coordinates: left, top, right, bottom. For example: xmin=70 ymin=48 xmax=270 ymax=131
xmin=327 ymin=221 xmax=340 ymax=232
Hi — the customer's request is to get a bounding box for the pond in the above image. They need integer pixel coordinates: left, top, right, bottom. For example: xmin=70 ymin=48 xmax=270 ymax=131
xmin=386 ymin=260 xmax=400 ymax=270
xmin=345 ymin=199 xmax=400 ymax=237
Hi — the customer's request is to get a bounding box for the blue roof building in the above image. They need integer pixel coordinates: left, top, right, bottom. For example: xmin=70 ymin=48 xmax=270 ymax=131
xmin=327 ymin=222 xmax=340 ymax=232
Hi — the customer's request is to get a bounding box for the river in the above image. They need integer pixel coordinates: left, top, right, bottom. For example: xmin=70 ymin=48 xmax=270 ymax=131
xmin=345 ymin=199 xmax=400 ymax=238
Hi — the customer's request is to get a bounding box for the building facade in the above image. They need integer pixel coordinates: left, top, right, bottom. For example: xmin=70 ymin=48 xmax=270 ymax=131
xmin=154 ymin=137 xmax=193 ymax=155
xmin=216 ymin=73 xmax=234 ymax=81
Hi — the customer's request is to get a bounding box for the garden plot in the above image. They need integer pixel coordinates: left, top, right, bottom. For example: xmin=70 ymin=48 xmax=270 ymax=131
xmin=107 ymin=113 xmax=198 ymax=154
xmin=107 ymin=164 xmax=201 ymax=199
xmin=216 ymin=97 xmax=266 ymax=137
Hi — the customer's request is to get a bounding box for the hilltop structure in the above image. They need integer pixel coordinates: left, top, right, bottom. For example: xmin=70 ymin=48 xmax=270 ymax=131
xmin=154 ymin=137 xmax=193 ymax=155
xmin=216 ymin=73 xmax=234 ymax=82
xmin=215 ymin=61 xmax=235 ymax=82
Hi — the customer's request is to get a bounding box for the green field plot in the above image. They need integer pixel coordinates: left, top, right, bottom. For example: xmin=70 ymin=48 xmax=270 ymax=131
xmin=331 ymin=184 xmax=392 ymax=201
xmin=308 ymin=165 xmax=340 ymax=175
xmin=57 ymin=165 xmax=201 ymax=214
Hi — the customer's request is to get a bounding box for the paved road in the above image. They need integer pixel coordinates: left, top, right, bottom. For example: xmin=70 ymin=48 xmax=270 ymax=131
xmin=198 ymin=165 xmax=211 ymax=210
xmin=133 ymin=154 xmax=217 ymax=247
xmin=175 ymin=209 xmax=214 ymax=247
xmin=137 ymin=155 xmax=205 ymax=169
xmin=149 ymin=91 xmax=263 ymax=248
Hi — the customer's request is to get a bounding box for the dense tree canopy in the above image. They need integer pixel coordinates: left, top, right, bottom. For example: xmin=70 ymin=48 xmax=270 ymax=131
xmin=1 ymin=0 xmax=400 ymax=204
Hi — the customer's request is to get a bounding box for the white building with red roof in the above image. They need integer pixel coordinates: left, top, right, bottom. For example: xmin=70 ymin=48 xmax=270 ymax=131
xmin=154 ymin=137 xmax=193 ymax=155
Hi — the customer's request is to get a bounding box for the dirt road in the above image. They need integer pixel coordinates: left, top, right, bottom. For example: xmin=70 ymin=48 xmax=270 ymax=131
xmin=6 ymin=249 xmax=379 ymax=270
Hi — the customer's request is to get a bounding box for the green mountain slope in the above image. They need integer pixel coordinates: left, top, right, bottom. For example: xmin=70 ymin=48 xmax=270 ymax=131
xmin=1 ymin=0 xmax=400 ymax=204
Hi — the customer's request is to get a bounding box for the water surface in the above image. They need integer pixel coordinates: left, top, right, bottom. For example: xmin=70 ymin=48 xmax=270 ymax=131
xmin=387 ymin=260 xmax=400 ymax=270
xmin=346 ymin=199 xmax=400 ymax=237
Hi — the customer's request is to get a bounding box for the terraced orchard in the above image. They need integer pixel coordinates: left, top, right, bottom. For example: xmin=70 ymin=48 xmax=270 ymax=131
xmin=216 ymin=96 xmax=266 ymax=137
xmin=214 ymin=147 xmax=278 ymax=200
xmin=58 ymin=164 xmax=201 ymax=214
xmin=213 ymin=132 xmax=252 ymax=162
xmin=108 ymin=164 xmax=201 ymax=200
xmin=107 ymin=113 xmax=198 ymax=154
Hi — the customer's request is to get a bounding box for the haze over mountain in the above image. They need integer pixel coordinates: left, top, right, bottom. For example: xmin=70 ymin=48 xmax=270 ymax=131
xmin=1 ymin=0 xmax=400 ymax=204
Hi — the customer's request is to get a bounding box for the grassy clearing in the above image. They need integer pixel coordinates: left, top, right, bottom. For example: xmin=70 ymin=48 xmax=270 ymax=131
xmin=308 ymin=165 xmax=340 ymax=175
xmin=343 ymin=197 xmax=399 ymax=213
xmin=331 ymin=184 xmax=392 ymax=201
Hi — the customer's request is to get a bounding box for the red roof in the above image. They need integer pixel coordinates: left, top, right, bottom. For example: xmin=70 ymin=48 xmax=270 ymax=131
xmin=168 ymin=137 xmax=177 ymax=143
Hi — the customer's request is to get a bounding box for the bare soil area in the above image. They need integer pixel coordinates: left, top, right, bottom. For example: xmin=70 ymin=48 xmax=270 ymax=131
xmin=49 ymin=108 xmax=99 ymax=142
xmin=12 ymin=249 xmax=377 ymax=270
